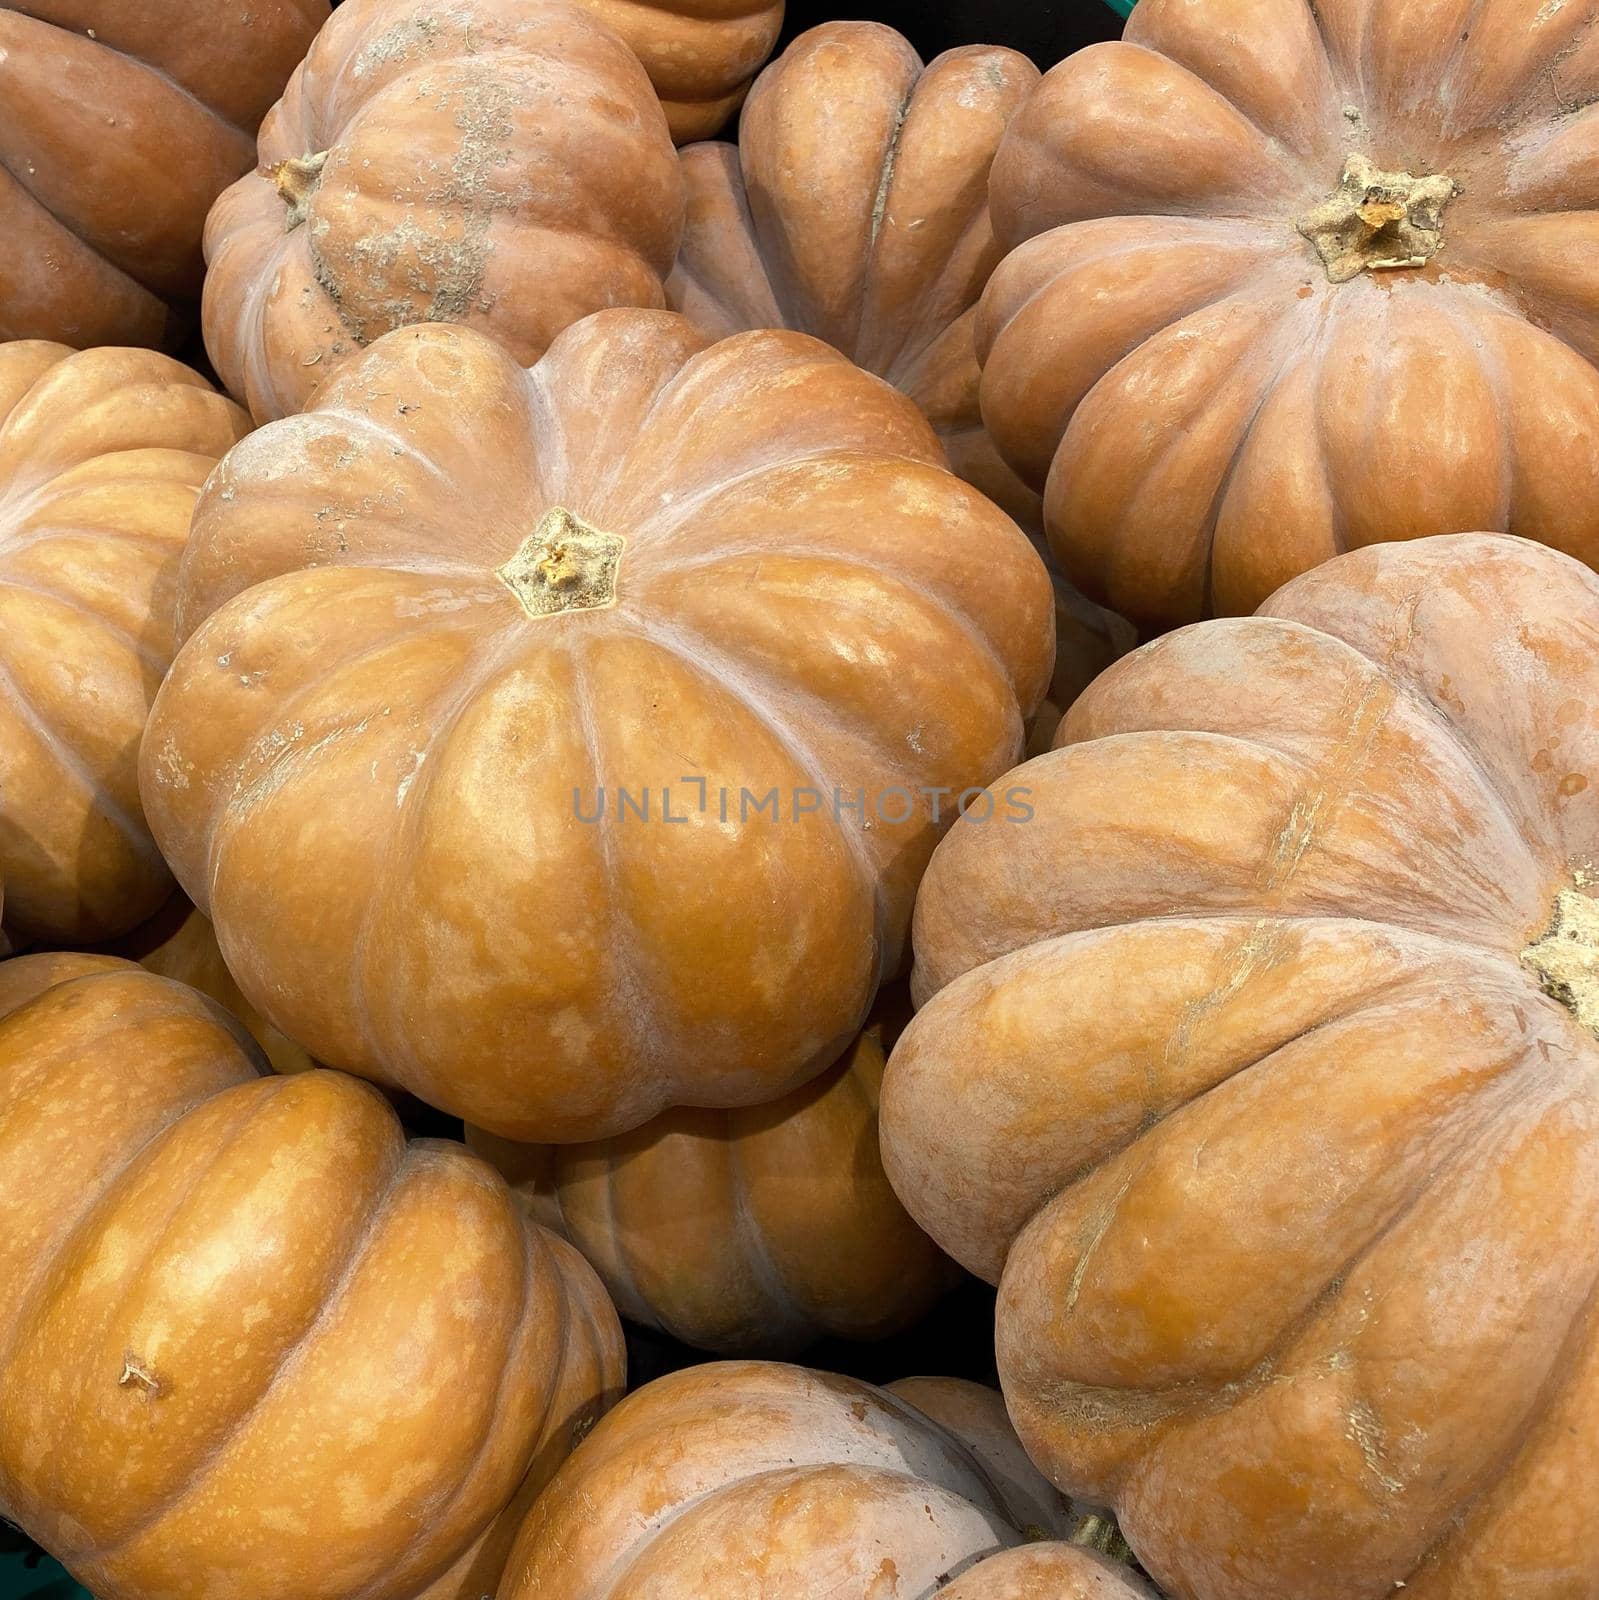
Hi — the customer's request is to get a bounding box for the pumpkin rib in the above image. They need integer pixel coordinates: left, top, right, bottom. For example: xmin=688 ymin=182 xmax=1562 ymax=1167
xmin=77 ymin=1105 xmax=410 ymax=1566
xmin=0 ymin=654 xmax=157 ymax=866
xmin=0 ymin=577 xmax=167 ymax=673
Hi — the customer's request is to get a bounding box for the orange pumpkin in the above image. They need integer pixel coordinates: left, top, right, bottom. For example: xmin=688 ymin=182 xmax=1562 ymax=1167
xmin=571 ymin=0 xmax=784 ymax=142
xmin=667 ymin=21 xmax=1041 ymax=528
xmin=0 ymin=957 xmax=623 ymax=1600
xmin=139 ymin=313 xmax=1053 ymax=1142
xmin=882 ymin=534 xmax=1599 ymax=1599
xmin=0 ymin=0 xmax=329 ymax=349
xmin=201 ymin=0 xmax=685 ymax=423
xmin=467 ymin=991 xmax=956 ymax=1354
xmin=498 ymin=1361 xmax=1154 ymax=1599
xmin=978 ymin=0 xmax=1599 ymax=630
xmin=0 ymin=341 xmax=249 ymax=945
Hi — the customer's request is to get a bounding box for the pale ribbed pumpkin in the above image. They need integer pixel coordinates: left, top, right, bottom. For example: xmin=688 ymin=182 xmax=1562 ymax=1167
xmin=571 ymin=0 xmax=784 ymax=142
xmin=139 ymin=313 xmax=1053 ymax=1143
xmin=201 ymin=0 xmax=685 ymax=422
xmin=497 ymin=1362 xmax=1154 ymax=1599
xmin=979 ymin=0 xmax=1599 ymax=629
xmin=0 ymin=341 xmax=249 ymax=945
xmin=882 ymin=534 xmax=1599 ymax=1600
xmin=0 ymin=959 xmax=623 ymax=1600
xmin=667 ymin=21 xmax=1041 ymax=527
xmin=0 ymin=0 xmax=328 ymax=348
xmin=467 ymin=991 xmax=956 ymax=1354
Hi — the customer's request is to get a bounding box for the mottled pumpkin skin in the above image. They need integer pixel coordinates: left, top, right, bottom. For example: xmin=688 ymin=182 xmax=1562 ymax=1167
xmin=0 ymin=342 xmax=249 ymax=945
xmin=668 ymin=22 xmax=1041 ymax=529
xmin=202 ymin=0 xmax=686 ymax=422
xmin=467 ymin=992 xmax=957 ymax=1355
xmin=0 ymin=0 xmax=328 ymax=348
xmin=882 ymin=535 xmax=1599 ymax=1600
xmin=497 ymin=1361 xmax=1154 ymax=1599
xmin=979 ymin=0 xmax=1599 ymax=629
xmin=139 ymin=313 xmax=1053 ymax=1143
xmin=0 ymin=960 xmax=624 ymax=1600
xmin=570 ymin=0 xmax=784 ymax=142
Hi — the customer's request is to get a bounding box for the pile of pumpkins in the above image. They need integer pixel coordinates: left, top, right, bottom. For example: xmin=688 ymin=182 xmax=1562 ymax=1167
xmin=3 ymin=1 xmax=1598 ymax=1597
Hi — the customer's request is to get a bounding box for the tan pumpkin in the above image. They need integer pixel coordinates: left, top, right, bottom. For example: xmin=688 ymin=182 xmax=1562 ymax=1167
xmin=466 ymin=990 xmax=956 ymax=1354
xmin=0 ymin=957 xmax=624 ymax=1600
xmin=497 ymin=1361 xmax=1155 ymax=1599
xmin=0 ymin=341 xmax=249 ymax=945
xmin=201 ymin=0 xmax=685 ymax=423
xmin=570 ymin=0 xmax=784 ymax=142
xmin=881 ymin=534 xmax=1599 ymax=1599
xmin=667 ymin=21 xmax=1042 ymax=528
xmin=139 ymin=313 xmax=1053 ymax=1142
xmin=978 ymin=0 xmax=1599 ymax=630
xmin=0 ymin=0 xmax=329 ymax=349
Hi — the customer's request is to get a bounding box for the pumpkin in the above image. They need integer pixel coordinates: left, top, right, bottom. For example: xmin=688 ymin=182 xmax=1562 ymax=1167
xmin=0 ymin=958 xmax=624 ymax=1600
xmin=569 ymin=0 xmax=784 ymax=143
xmin=497 ymin=1361 xmax=1155 ymax=1599
xmin=0 ymin=0 xmax=329 ymax=350
xmin=201 ymin=0 xmax=686 ymax=423
xmin=977 ymin=0 xmax=1599 ymax=630
xmin=667 ymin=20 xmax=1042 ymax=528
xmin=466 ymin=990 xmax=956 ymax=1354
xmin=1026 ymin=578 xmax=1138 ymax=759
xmin=880 ymin=533 xmax=1599 ymax=1600
xmin=139 ymin=313 xmax=1053 ymax=1143
xmin=0 ymin=341 xmax=249 ymax=946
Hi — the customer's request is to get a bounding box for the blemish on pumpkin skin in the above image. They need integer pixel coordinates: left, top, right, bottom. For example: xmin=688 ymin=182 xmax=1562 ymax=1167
xmin=118 ymin=1356 xmax=166 ymax=1399
xmin=1560 ymin=774 xmax=1589 ymax=798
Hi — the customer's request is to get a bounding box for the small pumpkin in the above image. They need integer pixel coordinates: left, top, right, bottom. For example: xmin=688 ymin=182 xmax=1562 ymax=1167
xmin=978 ymin=0 xmax=1599 ymax=629
xmin=201 ymin=0 xmax=685 ymax=423
xmin=467 ymin=990 xmax=956 ymax=1354
xmin=0 ymin=341 xmax=249 ymax=945
xmin=139 ymin=313 xmax=1053 ymax=1142
xmin=570 ymin=0 xmax=784 ymax=142
xmin=667 ymin=21 xmax=1041 ymax=527
xmin=882 ymin=534 xmax=1599 ymax=1599
xmin=0 ymin=958 xmax=624 ymax=1600
xmin=497 ymin=1361 xmax=1154 ymax=1599
xmin=0 ymin=0 xmax=329 ymax=349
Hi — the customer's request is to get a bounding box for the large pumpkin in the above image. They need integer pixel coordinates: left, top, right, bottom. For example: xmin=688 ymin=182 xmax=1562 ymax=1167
xmin=978 ymin=0 xmax=1599 ymax=629
xmin=0 ymin=341 xmax=249 ymax=945
xmin=466 ymin=990 xmax=956 ymax=1354
xmin=667 ymin=21 xmax=1041 ymax=527
xmin=139 ymin=313 xmax=1053 ymax=1142
xmin=881 ymin=534 xmax=1599 ymax=1599
xmin=497 ymin=1361 xmax=1154 ymax=1598
xmin=201 ymin=0 xmax=685 ymax=422
xmin=0 ymin=0 xmax=329 ymax=349
xmin=571 ymin=0 xmax=784 ymax=143
xmin=0 ymin=958 xmax=624 ymax=1600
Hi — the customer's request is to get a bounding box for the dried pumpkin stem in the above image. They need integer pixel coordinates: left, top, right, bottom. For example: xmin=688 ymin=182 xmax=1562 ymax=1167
xmin=496 ymin=506 xmax=625 ymax=619
xmin=1523 ymin=886 xmax=1599 ymax=1036
xmin=1297 ymin=154 xmax=1459 ymax=283
xmin=1066 ymin=1509 xmax=1135 ymax=1563
xmin=272 ymin=151 xmax=329 ymax=232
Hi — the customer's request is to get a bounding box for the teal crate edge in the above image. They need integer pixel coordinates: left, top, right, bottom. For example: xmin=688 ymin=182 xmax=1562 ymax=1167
xmin=1105 ymin=0 xmax=1136 ymax=15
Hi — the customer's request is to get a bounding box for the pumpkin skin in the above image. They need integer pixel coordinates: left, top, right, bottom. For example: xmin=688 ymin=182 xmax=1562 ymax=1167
xmin=139 ymin=313 xmax=1053 ymax=1143
xmin=570 ymin=0 xmax=784 ymax=143
xmin=881 ymin=534 xmax=1599 ymax=1600
xmin=201 ymin=0 xmax=686 ymax=423
xmin=0 ymin=0 xmax=329 ymax=349
xmin=0 ymin=341 xmax=250 ymax=945
xmin=667 ymin=21 xmax=1042 ymax=528
xmin=497 ymin=1361 xmax=1155 ymax=1599
xmin=0 ymin=959 xmax=625 ymax=1600
xmin=466 ymin=990 xmax=957 ymax=1355
xmin=978 ymin=0 xmax=1599 ymax=630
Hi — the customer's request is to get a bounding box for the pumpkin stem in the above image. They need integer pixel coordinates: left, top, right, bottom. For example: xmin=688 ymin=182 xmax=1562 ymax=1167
xmin=1296 ymin=155 xmax=1459 ymax=284
xmin=496 ymin=507 xmax=625 ymax=619
xmin=1523 ymin=885 xmax=1599 ymax=1036
xmin=1066 ymin=1510 xmax=1134 ymax=1562
xmin=272 ymin=151 xmax=329 ymax=232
